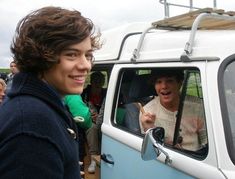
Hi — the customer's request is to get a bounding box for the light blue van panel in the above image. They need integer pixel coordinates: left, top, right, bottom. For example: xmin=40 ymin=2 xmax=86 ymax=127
xmin=101 ymin=134 xmax=195 ymax=179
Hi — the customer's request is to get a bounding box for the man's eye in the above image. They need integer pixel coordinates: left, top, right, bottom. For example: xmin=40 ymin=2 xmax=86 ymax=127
xmin=67 ymin=53 xmax=76 ymax=57
xmin=156 ymin=80 xmax=162 ymax=84
xmin=86 ymin=54 xmax=94 ymax=62
xmin=167 ymin=79 xmax=174 ymax=83
xmin=64 ymin=53 xmax=78 ymax=60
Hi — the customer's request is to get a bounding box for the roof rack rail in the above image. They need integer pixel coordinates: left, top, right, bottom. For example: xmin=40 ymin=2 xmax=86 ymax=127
xmin=131 ymin=8 xmax=235 ymax=63
xmin=131 ymin=26 xmax=155 ymax=63
xmin=159 ymin=0 xmax=217 ymax=18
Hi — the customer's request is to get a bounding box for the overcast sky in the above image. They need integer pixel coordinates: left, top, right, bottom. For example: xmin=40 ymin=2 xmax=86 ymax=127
xmin=0 ymin=0 xmax=234 ymax=68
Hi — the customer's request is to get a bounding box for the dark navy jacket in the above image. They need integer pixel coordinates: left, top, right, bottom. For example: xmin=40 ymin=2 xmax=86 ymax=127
xmin=0 ymin=73 xmax=81 ymax=179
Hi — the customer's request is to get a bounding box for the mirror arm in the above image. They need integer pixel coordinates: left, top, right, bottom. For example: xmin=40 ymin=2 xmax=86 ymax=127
xmin=153 ymin=142 xmax=172 ymax=164
xmin=149 ymin=130 xmax=172 ymax=165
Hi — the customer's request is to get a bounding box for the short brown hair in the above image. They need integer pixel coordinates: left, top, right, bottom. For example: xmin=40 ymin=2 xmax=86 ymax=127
xmin=151 ymin=69 xmax=185 ymax=84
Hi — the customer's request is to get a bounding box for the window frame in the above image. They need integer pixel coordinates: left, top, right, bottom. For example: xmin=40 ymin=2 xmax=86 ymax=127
xmin=111 ymin=67 xmax=208 ymax=159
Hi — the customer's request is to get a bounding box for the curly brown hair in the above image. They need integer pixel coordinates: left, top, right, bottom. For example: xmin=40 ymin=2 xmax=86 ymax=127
xmin=0 ymin=78 xmax=6 ymax=89
xmin=11 ymin=6 xmax=101 ymax=75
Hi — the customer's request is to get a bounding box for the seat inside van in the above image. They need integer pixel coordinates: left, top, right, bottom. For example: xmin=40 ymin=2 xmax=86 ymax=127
xmin=119 ymin=72 xmax=156 ymax=134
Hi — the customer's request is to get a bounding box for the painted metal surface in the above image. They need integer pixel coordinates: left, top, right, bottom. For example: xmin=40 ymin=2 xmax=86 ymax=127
xmin=101 ymin=134 xmax=194 ymax=179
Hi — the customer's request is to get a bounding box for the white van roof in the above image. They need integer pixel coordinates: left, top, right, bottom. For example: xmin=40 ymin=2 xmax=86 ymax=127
xmin=94 ymin=22 xmax=152 ymax=61
xmin=94 ymin=8 xmax=235 ymax=63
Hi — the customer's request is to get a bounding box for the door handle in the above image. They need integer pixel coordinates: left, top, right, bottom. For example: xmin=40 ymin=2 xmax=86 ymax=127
xmin=101 ymin=154 xmax=114 ymax=165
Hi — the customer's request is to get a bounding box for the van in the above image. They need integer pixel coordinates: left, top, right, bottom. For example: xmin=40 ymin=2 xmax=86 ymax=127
xmin=91 ymin=8 xmax=235 ymax=178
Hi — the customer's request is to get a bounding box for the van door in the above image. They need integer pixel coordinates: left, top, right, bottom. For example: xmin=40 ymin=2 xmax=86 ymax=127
xmin=100 ymin=65 xmax=225 ymax=179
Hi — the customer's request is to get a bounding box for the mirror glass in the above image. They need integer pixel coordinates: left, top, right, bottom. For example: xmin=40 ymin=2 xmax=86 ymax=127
xmin=141 ymin=129 xmax=158 ymax=161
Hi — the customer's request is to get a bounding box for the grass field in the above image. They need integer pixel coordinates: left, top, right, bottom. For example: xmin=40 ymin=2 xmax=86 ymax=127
xmin=0 ymin=68 xmax=10 ymax=73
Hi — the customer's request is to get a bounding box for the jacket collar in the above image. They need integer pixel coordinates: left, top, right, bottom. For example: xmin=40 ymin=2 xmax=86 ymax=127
xmin=7 ymin=72 xmax=77 ymax=132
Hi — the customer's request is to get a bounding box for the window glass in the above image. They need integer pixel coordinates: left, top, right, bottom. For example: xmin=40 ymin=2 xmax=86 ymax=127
xmin=175 ymin=70 xmax=208 ymax=158
xmin=223 ymin=61 xmax=235 ymax=160
xmin=85 ymin=70 xmax=109 ymax=89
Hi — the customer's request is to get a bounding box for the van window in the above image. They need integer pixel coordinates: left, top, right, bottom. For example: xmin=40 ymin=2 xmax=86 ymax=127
xmin=84 ymin=70 xmax=109 ymax=89
xmin=221 ymin=59 xmax=235 ymax=164
xmin=113 ymin=67 xmax=208 ymax=159
xmin=174 ymin=70 xmax=208 ymax=158
xmin=114 ymin=69 xmax=155 ymax=133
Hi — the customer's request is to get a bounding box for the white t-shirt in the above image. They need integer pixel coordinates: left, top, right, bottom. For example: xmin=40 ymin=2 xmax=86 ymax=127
xmin=140 ymin=96 xmax=207 ymax=151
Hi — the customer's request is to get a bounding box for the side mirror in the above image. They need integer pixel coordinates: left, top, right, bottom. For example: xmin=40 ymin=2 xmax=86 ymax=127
xmin=141 ymin=127 xmax=172 ymax=164
xmin=152 ymin=127 xmax=165 ymax=145
xmin=141 ymin=128 xmax=158 ymax=161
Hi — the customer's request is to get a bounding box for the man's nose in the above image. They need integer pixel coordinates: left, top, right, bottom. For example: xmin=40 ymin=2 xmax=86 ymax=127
xmin=76 ymin=55 xmax=92 ymax=70
xmin=161 ymin=81 xmax=167 ymax=88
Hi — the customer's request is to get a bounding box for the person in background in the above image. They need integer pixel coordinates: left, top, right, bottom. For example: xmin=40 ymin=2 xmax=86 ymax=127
xmin=0 ymin=72 xmax=8 ymax=82
xmin=0 ymin=6 xmax=101 ymax=179
xmin=139 ymin=69 xmax=207 ymax=151
xmin=82 ymin=71 xmax=106 ymax=174
xmin=64 ymin=95 xmax=92 ymax=129
xmin=5 ymin=60 xmax=19 ymax=93
xmin=82 ymin=71 xmax=106 ymax=114
xmin=64 ymin=94 xmax=92 ymax=177
xmin=0 ymin=78 xmax=6 ymax=105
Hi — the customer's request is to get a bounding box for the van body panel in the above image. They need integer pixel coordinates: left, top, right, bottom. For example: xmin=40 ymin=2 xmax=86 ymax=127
xmin=95 ymin=24 xmax=235 ymax=62
xmin=100 ymin=62 xmax=227 ymax=178
xmin=101 ymin=133 xmax=195 ymax=179
xmin=102 ymin=122 xmax=226 ymax=178
xmin=93 ymin=9 xmax=235 ymax=178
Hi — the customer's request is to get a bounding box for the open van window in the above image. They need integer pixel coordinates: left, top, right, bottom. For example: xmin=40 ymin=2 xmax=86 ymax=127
xmin=114 ymin=69 xmax=155 ymax=134
xmin=113 ymin=67 xmax=208 ymax=159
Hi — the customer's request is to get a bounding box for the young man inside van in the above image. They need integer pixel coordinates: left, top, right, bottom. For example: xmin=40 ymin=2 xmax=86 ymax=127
xmin=139 ymin=69 xmax=207 ymax=151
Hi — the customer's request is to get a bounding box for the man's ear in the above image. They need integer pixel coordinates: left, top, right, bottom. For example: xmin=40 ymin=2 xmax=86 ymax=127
xmin=178 ymin=81 xmax=183 ymax=90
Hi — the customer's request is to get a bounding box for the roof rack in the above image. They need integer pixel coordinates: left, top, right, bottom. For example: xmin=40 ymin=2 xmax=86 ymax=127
xmin=153 ymin=8 xmax=235 ymax=30
xmin=131 ymin=8 xmax=235 ymax=63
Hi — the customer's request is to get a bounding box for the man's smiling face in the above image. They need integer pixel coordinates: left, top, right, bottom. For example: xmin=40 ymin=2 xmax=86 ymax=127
xmin=155 ymin=76 xmax=182 ymax=109
xmin=43 ymin=37 xmax=93 ymax=97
